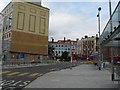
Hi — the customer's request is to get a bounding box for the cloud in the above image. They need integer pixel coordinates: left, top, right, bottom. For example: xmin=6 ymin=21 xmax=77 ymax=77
xmin=48 ymin=3 xmax=103 ymax=41
xmin=47 ymin=2 xmax=118 ymax=41
xmin=49 ymin=11 xmax=98 ymax=40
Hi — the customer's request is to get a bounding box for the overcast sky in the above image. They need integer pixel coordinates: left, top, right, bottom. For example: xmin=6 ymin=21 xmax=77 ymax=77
xmin=0 ymin=0 xmax=118 ymax=41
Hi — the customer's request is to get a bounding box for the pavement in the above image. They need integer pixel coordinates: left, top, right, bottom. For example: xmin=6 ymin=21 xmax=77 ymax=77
xmin=24 ymin=64 xmax=119 ymax=88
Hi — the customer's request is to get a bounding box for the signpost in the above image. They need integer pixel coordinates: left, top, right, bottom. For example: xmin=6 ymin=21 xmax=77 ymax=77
xmin=20 ymin=52 xmax=24 ymax=60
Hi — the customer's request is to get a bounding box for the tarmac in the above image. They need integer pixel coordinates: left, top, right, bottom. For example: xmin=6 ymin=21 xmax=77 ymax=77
xmin=24 ymin=64 xmax=119 ymax=89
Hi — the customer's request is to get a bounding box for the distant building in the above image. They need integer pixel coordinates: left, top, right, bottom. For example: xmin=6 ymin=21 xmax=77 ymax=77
xmin=49 ymin=38 xmax=78 ymax=59
xmin=77 ymin=36 xmax=97 ymax=59
xmin=0 ymin=0 xmax=49 ymax=62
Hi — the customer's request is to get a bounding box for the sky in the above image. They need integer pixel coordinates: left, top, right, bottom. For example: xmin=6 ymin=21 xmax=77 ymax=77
xmin=0 ymin=0 xmax=119 ymax=41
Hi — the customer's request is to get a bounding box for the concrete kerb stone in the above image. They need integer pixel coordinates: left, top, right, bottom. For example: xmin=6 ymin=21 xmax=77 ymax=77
xmin=2 ymin=63 xmax=49 ymax=69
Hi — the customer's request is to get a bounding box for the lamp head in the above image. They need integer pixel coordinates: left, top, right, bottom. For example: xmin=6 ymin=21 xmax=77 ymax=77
xmin=98 ymin=7 xmax=101 ymax=11
xmin=97 ymin=14 xmax=99 ymax=17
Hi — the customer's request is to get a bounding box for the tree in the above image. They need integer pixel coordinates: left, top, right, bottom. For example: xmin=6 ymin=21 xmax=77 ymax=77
xmin=48 ymin=45 xmax=55 ymax=59
xmin=61 ymin=51 xmax=69 ymax=61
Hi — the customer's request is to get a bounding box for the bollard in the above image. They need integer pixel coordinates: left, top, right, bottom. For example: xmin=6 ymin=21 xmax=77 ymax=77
xmin=99 ymin=66 xmax=101 ymax=70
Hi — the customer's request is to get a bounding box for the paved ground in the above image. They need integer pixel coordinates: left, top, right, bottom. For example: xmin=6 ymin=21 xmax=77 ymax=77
xmin=0 ymin=62 xmax=79 ymax=89
xmin=25 ymin=64 xmax=119 ymax=88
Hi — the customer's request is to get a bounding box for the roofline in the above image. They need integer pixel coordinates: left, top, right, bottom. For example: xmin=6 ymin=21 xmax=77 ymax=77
xmin=0 ymin=0 xmax=49 ymax=13
xmin=1 ymin=1 xmax=12 ymax=13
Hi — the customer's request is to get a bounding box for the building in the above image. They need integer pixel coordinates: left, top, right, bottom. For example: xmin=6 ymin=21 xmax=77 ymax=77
xmin=77 ymin=35 xmax=97 ymax=60
xmin=0 ymin=16 xmax=2 ymax=56
xmin=49 ymin=38 xmax=78 ymax=59
xmin=0 ymin=0 xmax=49 ymax=62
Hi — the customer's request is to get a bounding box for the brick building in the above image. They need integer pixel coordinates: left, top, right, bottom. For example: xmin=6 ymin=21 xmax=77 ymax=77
xmin=77 ymin=36 xmax=97 ymax=60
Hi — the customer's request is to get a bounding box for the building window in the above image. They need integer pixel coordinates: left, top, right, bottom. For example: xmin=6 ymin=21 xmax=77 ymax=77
xmin=7 ymin=34 xmax=9 ymax=38
xmin=9 ymin=13 xmax=12 ymax=29
xmin=6 ymin=26 xmax=7 ymax=30
xmin=17 ymin=12 xmax=25 ymax=30
xmin=12 ymin=5 xmax=13 ymax=8
xmin=29 ymin=15 xmax=36 ymax=32
xmin=9 ymin=33 xmax=11 ymax=38
xmin=92 ymin=45 xmax=94 ymax=48
xmin=68 ymin=48 xmax=70 ymax=50
xmin=6 ymin=34 xmax=8 ymax=38
xmin=39 ymin=17 xmax=45 ymax=34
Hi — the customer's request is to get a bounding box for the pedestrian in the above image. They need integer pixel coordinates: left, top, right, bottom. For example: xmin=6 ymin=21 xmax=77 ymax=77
xmin=94 ymin=62 xmax=98 ymax=69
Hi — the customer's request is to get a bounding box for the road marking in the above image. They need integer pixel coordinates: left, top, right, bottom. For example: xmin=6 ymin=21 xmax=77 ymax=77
xmin=45 ymin=72 xmax=55 ymax=77
xmin=29 ymin=73 xmax=39 ymax=77
xmin=18 ymin=72 xmax=29 ymax=76
xmin=1 ymin=80 xmax=31 ymax=87
xmin=7 ymin=72 xmax=20 ymax=76
xmin=0 ymin=71 xmax=11 ymax=75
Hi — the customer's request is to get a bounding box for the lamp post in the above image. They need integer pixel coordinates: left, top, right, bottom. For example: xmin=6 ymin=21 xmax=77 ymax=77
xmin=70 ymin=42 xmax=74 ymax=69
xmin=71 ymin=42 xmax=73 ymax=63
xmin=97 ymin=7 xmax=101 ymax=37
xmin=108 ymin=0 xmax=114 ymax=81
xmin=97 ymin=7 xmax=102 ymax=70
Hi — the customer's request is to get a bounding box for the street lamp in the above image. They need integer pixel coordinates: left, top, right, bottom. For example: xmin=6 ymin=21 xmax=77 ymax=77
xmin=71 ymin=42 xmax=73 ymax=63
xmin=97 ymin=7 xmax=102 ymax=70
xmin=97 ymin=7 xmax=101 ymax=37
xmin=70 ymin=41 xmax=74 ymax=69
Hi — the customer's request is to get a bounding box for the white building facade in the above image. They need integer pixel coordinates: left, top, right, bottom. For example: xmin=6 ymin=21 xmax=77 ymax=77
xmin=49 ymin=39 xmax=78 ymax=59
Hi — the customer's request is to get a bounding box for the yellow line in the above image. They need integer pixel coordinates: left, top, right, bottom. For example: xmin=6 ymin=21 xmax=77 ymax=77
xmin=7 ymin=72 xmax=20 ymax=76
xmin=0 ymin=71 xmax=11 ymax=75
xmin=18 ymin=72 xmax=29 ymax=76
xmin=29 ymin=73 xmax=39 ymax=77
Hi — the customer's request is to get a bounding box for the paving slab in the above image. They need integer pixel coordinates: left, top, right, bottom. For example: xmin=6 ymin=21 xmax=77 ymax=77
xmin=25 ymin=64 xmax=119 ymax=88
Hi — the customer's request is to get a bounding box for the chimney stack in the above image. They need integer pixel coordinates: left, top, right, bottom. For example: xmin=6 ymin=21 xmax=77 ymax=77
xmin=64 ymin=37 xmax=66 ymax=42
xmin=76 ymin=38 xmax=79 ymax=41
xmin=52 ymin=38 xmax=54 ymax=43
